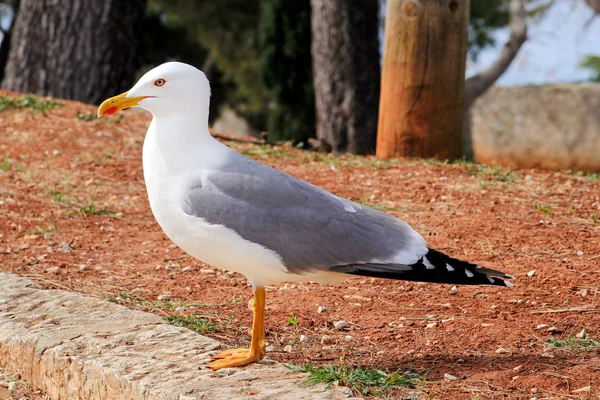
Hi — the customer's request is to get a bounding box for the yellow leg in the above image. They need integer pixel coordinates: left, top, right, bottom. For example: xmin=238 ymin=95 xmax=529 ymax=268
xmin=207 ymin=286 xmax=266 ymax=370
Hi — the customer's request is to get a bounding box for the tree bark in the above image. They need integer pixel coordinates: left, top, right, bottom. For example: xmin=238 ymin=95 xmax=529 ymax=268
xmin=1 ymin=0 xmax=145 ymax=104
xmin=585 ymin=0 xmax=600 ymax=14
xmin=310 ymin=0 xmax=380 ymax=154
xmin=376 ymin=0 xmax=469 ymax=160
xmin=462 ymin=0 xmax=527 ymax=159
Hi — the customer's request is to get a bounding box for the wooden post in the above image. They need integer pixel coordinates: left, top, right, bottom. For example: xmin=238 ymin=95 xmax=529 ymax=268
xmin=376 ymin=0 xmax=469 ymax=160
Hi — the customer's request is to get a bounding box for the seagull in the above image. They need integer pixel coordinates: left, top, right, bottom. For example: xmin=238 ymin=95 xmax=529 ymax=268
xmin=98 ymin=62 xmax=514 ymax=370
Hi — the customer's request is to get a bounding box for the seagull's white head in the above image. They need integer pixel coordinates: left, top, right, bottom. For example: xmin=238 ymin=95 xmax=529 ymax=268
xmin=98 ymin=62 xmax=211 ymax=119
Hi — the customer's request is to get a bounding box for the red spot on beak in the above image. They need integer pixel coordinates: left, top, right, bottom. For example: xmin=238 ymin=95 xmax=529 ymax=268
xmin=104 ymin=106 xmax=118 ymax=116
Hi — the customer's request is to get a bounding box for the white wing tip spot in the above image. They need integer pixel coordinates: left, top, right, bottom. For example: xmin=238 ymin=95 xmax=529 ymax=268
xmin=445 ymin=263 xmax=454 ymax=272
xmin=504 ymin=280 xmax=514 ymax=287
xmin=343 ymin=203 xmax=357 ymax=213
xmin=487 ymin=276 xmax=495 ymax=284
xmin=465 ymin=269 xmax=474 ymax=278
xmin=422 ymin=256 xmax=436 ymax=270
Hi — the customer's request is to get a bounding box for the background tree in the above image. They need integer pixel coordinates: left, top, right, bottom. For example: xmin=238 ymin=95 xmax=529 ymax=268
xmin=1 ymin=0 xmax=146 ymax=104
xmin=0 ymin=0 xmax=18 ymax=83
xmin=376 ymin=0 xmax=469 ymax=160
xmin=310 ymin=0 xmax=380 ymax=154
xmin=463 ymin=0 xmax=527 ymax=158
xmin=259 ymin=0 xmax=314 ymax=144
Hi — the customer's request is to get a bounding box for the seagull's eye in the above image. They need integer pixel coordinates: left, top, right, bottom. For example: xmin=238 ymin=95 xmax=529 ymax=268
xmin=154 ymin=78 xmax=166 ymax=87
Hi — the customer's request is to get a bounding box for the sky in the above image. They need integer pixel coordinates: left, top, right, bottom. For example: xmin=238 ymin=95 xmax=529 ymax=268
xmin=466 ymin=0 xmax=600 ymax=85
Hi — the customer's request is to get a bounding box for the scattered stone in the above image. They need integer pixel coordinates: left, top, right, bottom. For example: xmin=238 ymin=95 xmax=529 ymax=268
xmin=333 ymin=320 xmax=349 ymax=330
xmin=199 ymin=268 xmax=215 ymax=275
xmin=175 ymin=307 xmax=185 ymax=312
xmin=572 ymin=386 xmax=591 ymax=393
xmin=576 ymin=288 xmax=589 ymax=297
xmin=534 ymin=324 xmax=548 ymax=330
xmin=321 ymin=345 xmax=333 ymax=351
xmin=540 ymin=352 xmax=554 ymax=358
xmin=406 ymin=350 xmax=416 ymax=355
xmin=443 ymin=373 xmax=457 ymax=381
xmin=7 ymin=381 xmax=16 ymax=395
xmin=338 ymin=387 xmax=353 ymax=397
xmin=495 ymin=347 xmax=510 ymax=354
xmin=546 ymin=326 xmax=560 ymax=333
xmin=527 ymin=270 xmax=536 ymax=277
xmin=283 ymin=345 xmax=293 ymax=353
xmin=576 ymin=251 xmax=584 ymax=257
xmin=265 ymin=344 xmax=275 ymax=352
xmin=317 ymin=305 xmax=327 ymax=314
xmin=157 ymin=292 xmax=173 ymax=301
xmin=344 ymin=335 xmax=354 ymax=342
xmin=45 ymin=266 xmax=60 ymax=274
xmin=299 ymin=335 xmax=307 ymax=343
xmin=60 ymin=243 xmax=73 ymax=253
xmin=426 ymin=322 xmax=437 ymax=329
xmin=321 ymin=335 xmax=334 ymax=345
xmin=78 ymin=264 xmax=90 ymax=272
xmin=576 ymin=328 xmax=587 ymax=339
xmin=182 ymin=266 xmax=194 ymax=272
xmin=513 ymin=365 xmax=523 ymax=372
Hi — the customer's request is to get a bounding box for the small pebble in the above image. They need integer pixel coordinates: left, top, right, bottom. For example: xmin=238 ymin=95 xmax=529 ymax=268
xmin=199 ymin=268 xmax=215 ymax=274
xmin=426 ymin=322 xmax=437 ymax=329
xmin=317 ymin=305 xmax=327 ymax=314
xmin=540 ymin=352 xmax=554 ymax=358
xmin=576 ymin=251 xmax=584 ymax=257
xmin=572 ymin=386 xmax=591 ymax=393
xmin=174 ymin=306 xmax=185 ymax=312
xmin=60 ymin=243 xmax=73 ymax=253
xmin=283 ymin=344 xmax=293 ymax=353
xmin=79 ymin=264 xmax=90 ymax=272
xmin=345 ymin=335 xmax=354 ymax=342
xmin=299 ymin=335 xmax=307 ymax=342
xmin=513 ymin=365 xmax=523 ymax=372
xmin=333 ymin=320 xmax=349 ymax=330
xmin=444 ymin=373 xmax=457 ymax=381
xmin=534 ymin=324 xmax=548 ymax=330
xmin=527 ymin=270 xmax=536 ymax=277
xmin=8 ymin=381 xmax=16 ymax=394
xmin=182 ymin=266 xmax=194 ymax=272
xmin=546 ymin=326 xmax=560 ymax=333
xmin=575 ymin=328 xmax=587 ymax=339
xmin=265 ymin=344 xmax=275 ymax=352
xmin=45 ymin=266 xmax=60 ymax=274
xmin=495 ymin=347 xmax=510 ymax=354
xmin=157 ymin=292 xmax=172 ymax=301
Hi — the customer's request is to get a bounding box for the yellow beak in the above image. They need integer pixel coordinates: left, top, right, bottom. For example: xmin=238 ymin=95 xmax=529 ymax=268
xmin=97 ymin=91 xmax=147 ymax=117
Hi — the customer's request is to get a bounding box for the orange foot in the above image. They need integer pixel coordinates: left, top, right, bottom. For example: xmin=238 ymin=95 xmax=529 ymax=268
xmin=207 ymin=348 xmax=262 ymax=370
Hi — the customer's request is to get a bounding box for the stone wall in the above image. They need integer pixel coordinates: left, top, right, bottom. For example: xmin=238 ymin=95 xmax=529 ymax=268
xmin=471 ymin=84 xmax=600 ymax=172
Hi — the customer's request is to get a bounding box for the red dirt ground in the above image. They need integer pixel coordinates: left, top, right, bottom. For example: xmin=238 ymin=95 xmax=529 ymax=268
xmin=1 ymin=91 xmax=599 ymax=399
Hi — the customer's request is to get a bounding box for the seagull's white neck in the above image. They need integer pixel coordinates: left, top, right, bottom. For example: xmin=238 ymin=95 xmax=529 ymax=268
xmin=143 ymin=113 xmax=232 ymax=177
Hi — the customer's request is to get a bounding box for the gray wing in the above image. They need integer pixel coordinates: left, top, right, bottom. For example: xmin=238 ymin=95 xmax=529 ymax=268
xmin=184 ymin=158 xmax=427 ymax=274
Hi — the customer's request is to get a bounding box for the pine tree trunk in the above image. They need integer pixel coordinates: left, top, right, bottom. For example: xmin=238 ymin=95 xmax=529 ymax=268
xmin=310 ymin=0 xmax=380 ymax=154
xmin=376 ymin=0 xmax=469 ymax=160
xmin=1 ymin=0 xmax=145 ymax=104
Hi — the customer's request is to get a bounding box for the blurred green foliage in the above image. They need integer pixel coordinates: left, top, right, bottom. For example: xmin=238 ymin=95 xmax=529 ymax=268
xmin=580 ymin=54 xmax=600 ymax=82
xmin=259 ymin=0 xmax=314 ymax=144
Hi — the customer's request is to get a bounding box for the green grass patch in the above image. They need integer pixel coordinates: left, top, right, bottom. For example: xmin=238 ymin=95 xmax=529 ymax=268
xmin=166 ymin=315 xmax=216 ymax=334
xmin=286 ymin=361 xmax=424 ymax=397
xmin=534 ymin=203 xmax=552 ymax=216
xmin=546 ymin=337 xmax=600 ymax=350
xmin=0 ymin=95 xmax=62 ymax=113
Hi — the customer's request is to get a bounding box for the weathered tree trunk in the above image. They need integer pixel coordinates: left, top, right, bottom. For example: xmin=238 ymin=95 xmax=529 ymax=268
xmin=1 ymin=0 xmax=145 ymax=104
xmin=310 ymin=0 xmax=380 ymax=154
xmin=376 ymin=0 xmax=469 ymax=160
